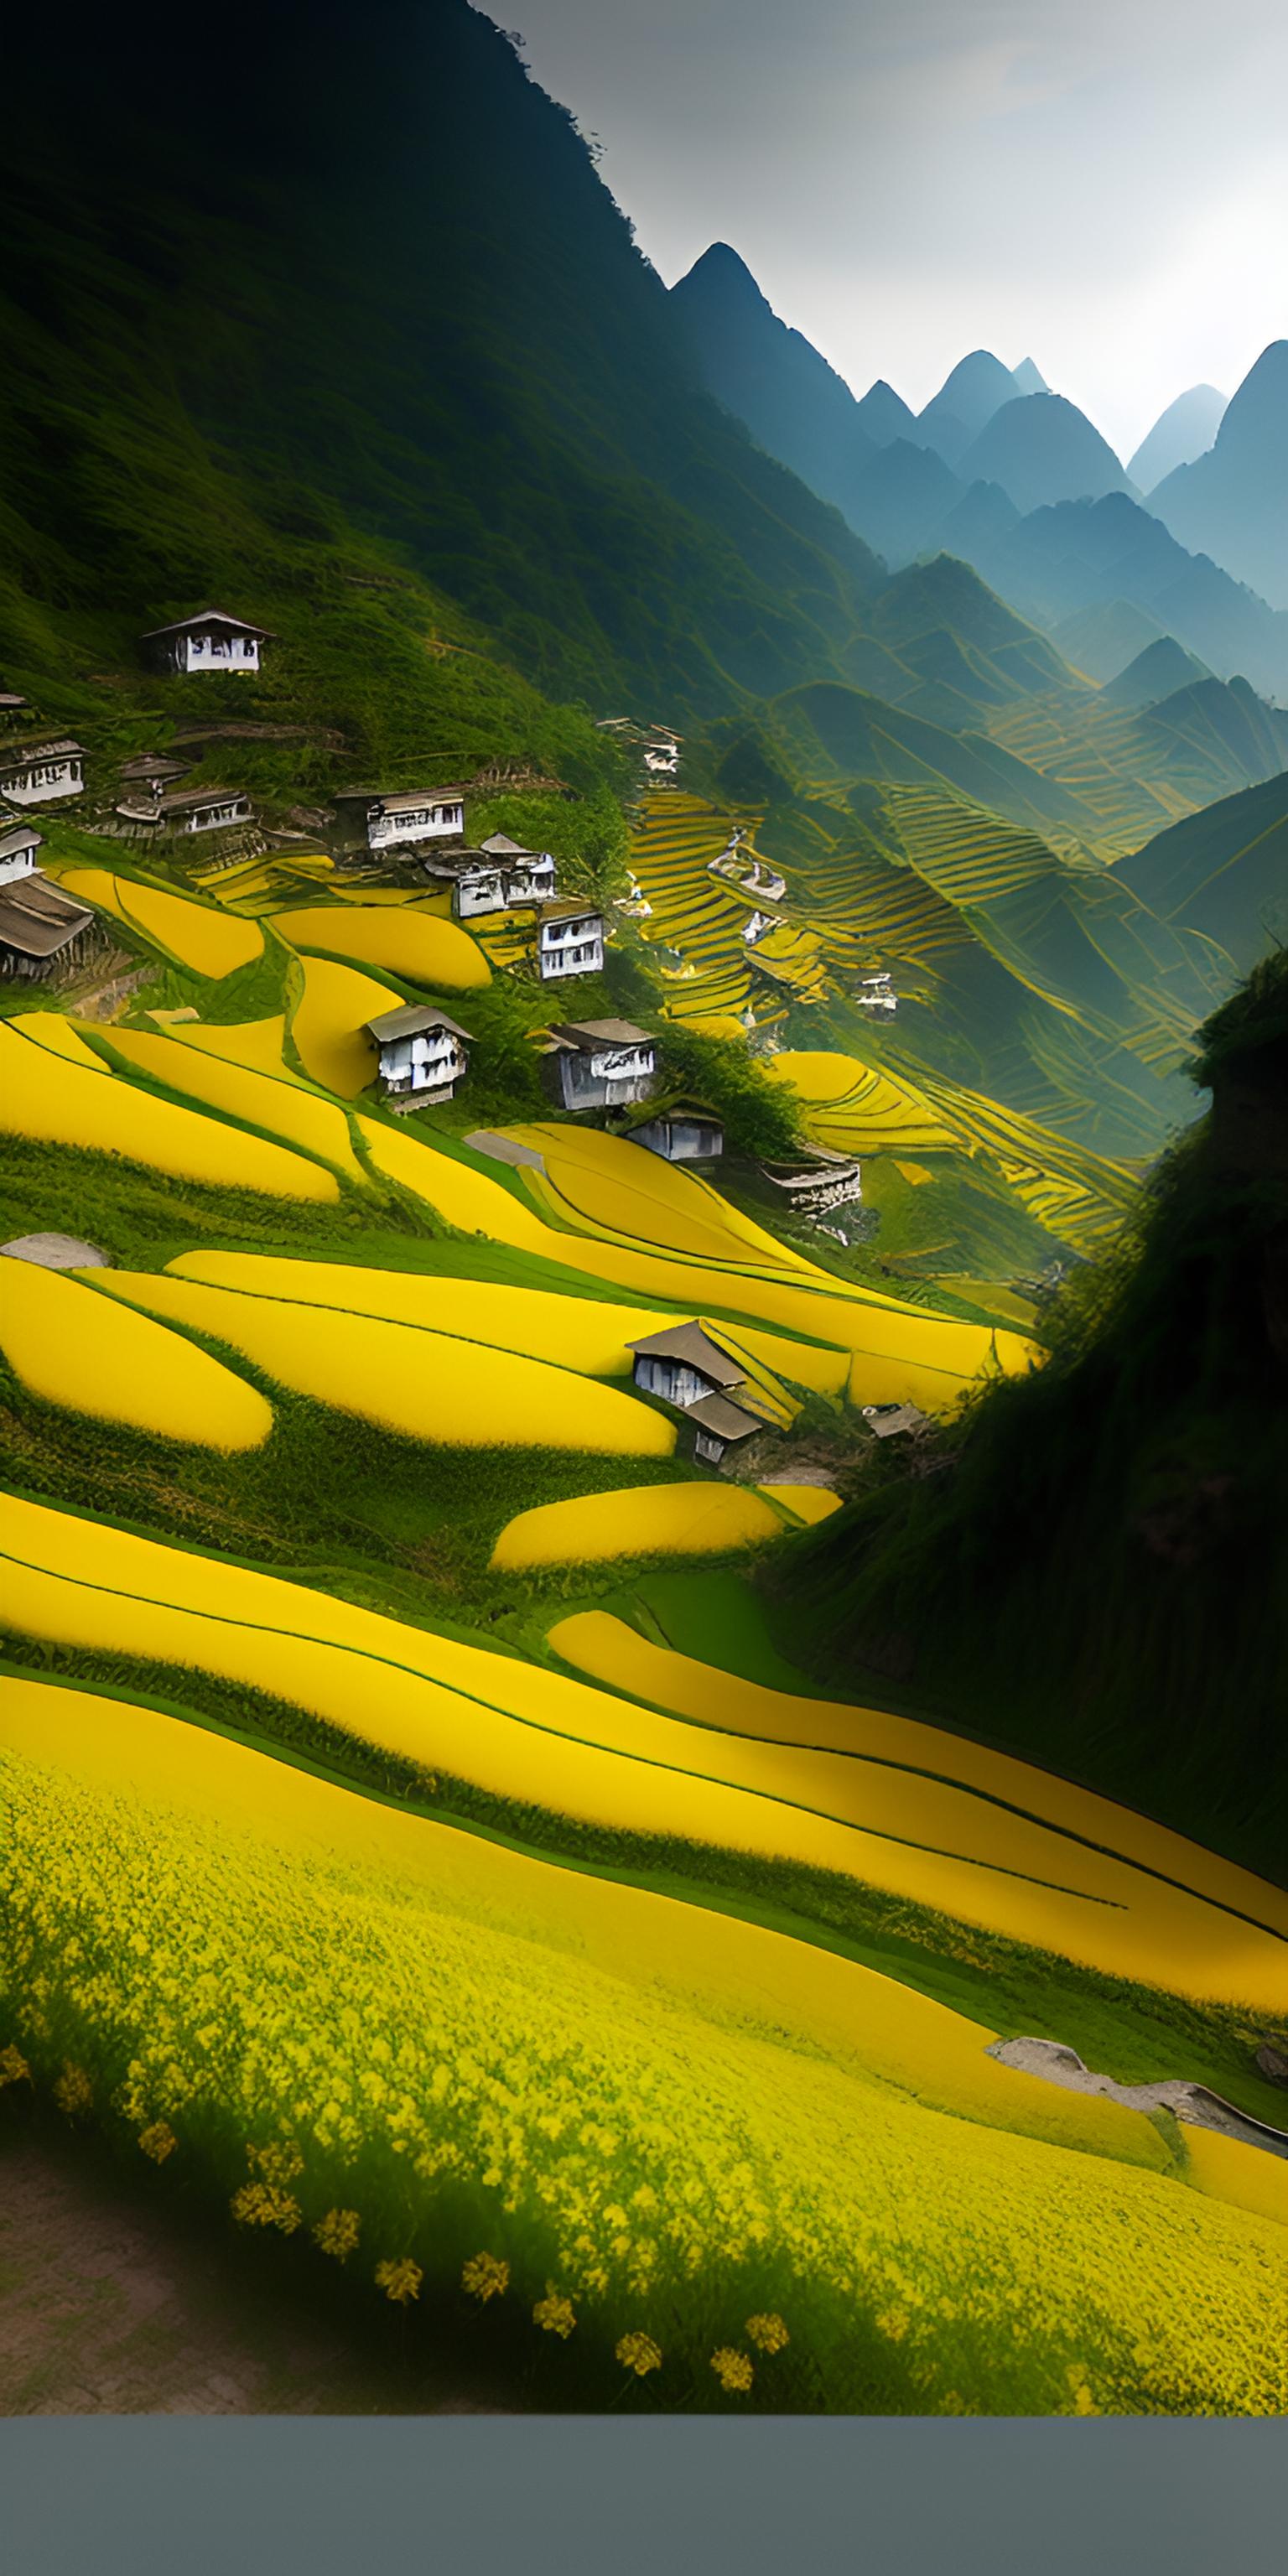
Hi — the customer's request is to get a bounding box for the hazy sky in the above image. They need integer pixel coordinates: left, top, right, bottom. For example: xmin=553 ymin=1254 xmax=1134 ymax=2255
xmin=505 ymin=0 xmax=1287 ymax=458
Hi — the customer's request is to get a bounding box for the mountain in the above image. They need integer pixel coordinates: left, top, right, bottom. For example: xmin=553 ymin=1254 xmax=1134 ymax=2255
xmin=1010 ymin=358 xmax=1047 ymax=396
xmin=1100 ymin=637 xmax=1212 ymax=709
xmin=915 ymin=351 xmax=1019 ymax=464
xmin=1115 ymin=770 xmax=1288 ymax=974
xmin=854 ymin=380 xmax=918 ymax=445
xmin=842 ymin=439 xmax=963 ymax=569
xmin=965 ymin=493 xmax=1288 ymax=699
xmin=0 ymin=8 xmax=888 ymax=752
xmin=669 ymin=242 xmax=880 ymax=532
xmin=1150 ymin=341 xmax=1288 ymax=611
xmin=929 ymin=479 xmax=1021 ymax=563
xmin=1049 ymin=600 xmax=1172 ymax=683
xmin=958 ymin=394 xmax=1134 ymax=515
xmin=1126 ymin=386 xmax=1227 ymax=495
xmin=787 ymin=951 xmax=1288 ymax=1882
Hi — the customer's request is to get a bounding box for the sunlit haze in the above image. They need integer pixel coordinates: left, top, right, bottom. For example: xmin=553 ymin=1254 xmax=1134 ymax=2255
xmin=507 ymin=0 xmax=1288 ymax=458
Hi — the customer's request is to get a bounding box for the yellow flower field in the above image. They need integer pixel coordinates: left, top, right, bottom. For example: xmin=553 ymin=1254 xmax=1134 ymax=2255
xmin=0 ymin=1020 xmax=339 ymax=1202
xmin=3 ymin=1492 xmax=1285 ymax=2008
xmin=90 ymin=1273 xmax=676 ymax=1457
xmin=288 ymin=956 xmax=406 ymax=1095
xmin=165 ymin=1015 xmax=294 ymax=1077
xmin=57 ymin=868 xmax=264 ymax=978
xmin=0 ymin=1261 xmax=272 ymax=1450
xmin=757 ymin=1484 xmax=843 ymax=1526
xmin=270 ymin=904 xmax=491 ymax=991
xmin=4 ymin=1676 xmax=1280 ymax=2414
xmin=491 ymin=1482 xmax=787 ymax=1570
xmin=766 ymin=1052 xmax=958 ymax=1153
xmin=98 ymin=1028 xmax=369 ymax=1187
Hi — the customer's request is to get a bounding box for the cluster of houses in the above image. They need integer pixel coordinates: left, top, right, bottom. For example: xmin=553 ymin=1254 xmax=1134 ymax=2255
xmin=0 ymin=815 xmax=99 ymax=984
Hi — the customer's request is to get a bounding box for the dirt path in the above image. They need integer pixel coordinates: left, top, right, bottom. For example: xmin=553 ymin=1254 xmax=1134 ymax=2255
xmin=987 ymin=2037 xmax=1288 ymax=2158
xmin=0 ymin=2121 xmax=515 ymax=2416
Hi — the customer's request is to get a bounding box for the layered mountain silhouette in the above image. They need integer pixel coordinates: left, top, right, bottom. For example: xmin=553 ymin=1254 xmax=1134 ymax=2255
xmin=670 ymin=242 xmax=878 ymax=529
xmin=1127 ymin=386 xmax=1227 ymax=495
xmin=1150 ymin=342 xmax=1288 ymax=611
xmin=913 ymin=351 xmax=1021 ymax=465
xmin=854 ymin=380 xmax=918 ymax=445
xmin=1100 ymin=637 xmax=1212 ymax=709
xmin=1117 ymin=770 xmax=1288 ymax=972
xmin=1010 ymin=358 xmax=1048 ymax=396
xmin=957 ymin=394 xmax=1135 ymax=516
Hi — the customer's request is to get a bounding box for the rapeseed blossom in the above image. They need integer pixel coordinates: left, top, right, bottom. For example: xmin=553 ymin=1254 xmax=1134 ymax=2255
xmin=138 ymin=2122 xmax=178 ymax=2163
xmin=376 ymin=2257 xmax=422 ymax=2305
xmin=314 ymin=2208 xmax=361 ymax=2262
xmin=462 ymin=2252 xmax=509 ymax=2303
xmin=0 ymin=2044 xmax=31 ymax=2087
xmin=616 ymin=2333 xmax=662 ymax=2377
xmin=53 ymin=2061 xmax=92 ymax=2116
xmin=533 ymin=2284 xmax=577 ymax=2338
xmin=745 ymin=2314 xmax=789 ymax=2355
xmin=711 ymin=2347 xmax=754 ymax=2394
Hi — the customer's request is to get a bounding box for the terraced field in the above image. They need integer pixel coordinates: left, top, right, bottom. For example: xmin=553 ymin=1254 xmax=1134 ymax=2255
xmin=3 ymin=809 xmax=1280 ymax=2420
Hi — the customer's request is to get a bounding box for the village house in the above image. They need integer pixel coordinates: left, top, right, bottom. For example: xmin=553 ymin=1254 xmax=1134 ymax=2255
xmin=0 ymin=822 xmax=97 ymax=982
xmin=540 ymin=1019 xmax=656 ymax=1113
xmin=740 ymin=907 xmax=779 ymax=947
xmin=363 ymin=1002 xmax=471 ymax=1109
xmin=0 ymin=693 xmax=29 ymax=726
xmin=627 ymin=1322 xmax=763 ymax=1467
xmin=854 ymin=971 xmax=896 ymax=1015
xmin=761 ymin=1145 xmax=862 ymax=1219
xmin=142 ymin=609 xmax=274 ymax=677
xmin=631 ymin=1103 xmax=724 ymax=1164
xmin=332 ymin=786 xmax=467 ymax=855
xmin=115 ymin=785 xmax=254 ymax=836
xmin=117 ymin=753 xmax=193 ymax=798
xmin=420 ymin=836 xmax=558 ymax=920
xmin=537 ymin=901 xmax=604 ymax=981
xmin=861 ymin=1401 xmax=928 ymax=1441
xmin=0 ymin=738 xmax=85 ymax=808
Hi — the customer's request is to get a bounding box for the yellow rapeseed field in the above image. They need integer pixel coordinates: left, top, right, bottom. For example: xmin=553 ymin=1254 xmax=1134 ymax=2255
xmin=2 ymin=1676 xmax=1282 ymax=2415
xmin=90 ymin=1274 xmax=676 ymax=1456
xmin=100 ymin=1028 xmax=369 ymax=1188
xmin=0 ymin=1020 xmax=339 ymax=1202
xmin=166 ymin=1016 xmax=293 ymax=1077
xmin=58 ymin=869 xmax=263 ymax=978
xmin=491 ymin=1483 xmax=786 ymax=1570
xmin=270 ymin=905 xmax=491 ymax=992
xmin=0 ymin=1262 xmax=272 ymax=1450
xmin=4 ymin=1493 xmax=1285 ymax=2009
xmin=288 ymin=957 xmax=406 ymax=1095
xmin=756 ymin=1484 xmax=844 ymax=1526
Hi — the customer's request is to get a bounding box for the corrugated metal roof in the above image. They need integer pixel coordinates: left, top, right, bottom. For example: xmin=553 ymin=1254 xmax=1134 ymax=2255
xmin=627 ymin=1322 xmax=745 ymax=1387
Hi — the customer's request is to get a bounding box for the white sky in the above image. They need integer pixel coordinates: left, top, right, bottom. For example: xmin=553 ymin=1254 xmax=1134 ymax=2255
xmin=502 ymin=0 xmax=1288 ymax=458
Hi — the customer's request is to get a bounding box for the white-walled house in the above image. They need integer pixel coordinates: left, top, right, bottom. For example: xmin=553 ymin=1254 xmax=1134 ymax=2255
xmin=421 ymin=838 xmax=558 ymax=920
xmin=334 ymin=787 xmax=467 ymax=854
xmin=537 ymin=902 xmax=604 ymax=981
xmin=142 ymin=609 xmax=274 ymax=676
xmin=631 ymin=1104 xmax=724 ymax=1163
xmin=0 ymin=814 xmax=41 ymax=889
xmin=541 ymin=1019 xmax=656 ymax=1112
xmin=477 ymin=834 xmax=557 ymax=906
xmin=364 ymin=1003 xmax=472 ymax=1108
xmin=0 ymin=739 xmax=85 ymax=808
xmin=627 ymin=1322 xmax=763 ymax=1467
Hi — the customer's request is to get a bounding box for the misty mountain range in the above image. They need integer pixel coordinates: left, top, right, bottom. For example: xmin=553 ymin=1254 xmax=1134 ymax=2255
xmin=671 ymin=245 xmax=1288 ymax=688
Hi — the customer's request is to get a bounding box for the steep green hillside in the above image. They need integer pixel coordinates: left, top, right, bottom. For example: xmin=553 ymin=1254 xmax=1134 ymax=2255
xmin=1116 ymin=771 xmax=1288 ymax=972
xmin=782 ymin=955 xmax=1288 ymax=1883
xmin=1 ymin=0 xmax=886 ymax=756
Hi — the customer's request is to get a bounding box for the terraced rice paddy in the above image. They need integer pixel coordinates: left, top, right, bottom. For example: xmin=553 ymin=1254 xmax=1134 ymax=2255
xmin=288 ymin=956 xmax=405 ymax=1095
xmin=3 ymin=1491 xmax=1285 ymax=2009
xmin=96 ymin=1027 xmax=371 ymax=1187
xmin=3 ymin=1676 xmax=1285 ymax=2416
xmin=269 ymin=905 xmax=491 ymax=991
xmin=0 ymin=1017 xmax=338 ymax=1202
xmin=55 ymin=868 xmax=264 ymax=977
xmin=89 ymin=1274 xmax=676 ymax=1457
xmin=491 ymin=1481 xmax=789 ymax=1570
xmin=0 ymin=1260 xmax=272 ymax=1450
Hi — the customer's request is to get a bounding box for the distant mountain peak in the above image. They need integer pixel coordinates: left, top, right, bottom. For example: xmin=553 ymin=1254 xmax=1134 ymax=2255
xmin=1148 ymin=340 xmax=1288 ymax=611
xmin=915 ymin=350 xmax=1021 ymax=465
xmin=675 ymin=241 xmax=771 ymax=308
xmin=854 ymin=378 xmax=917 ymax=446
xmin=1127 ymin=385 xmax=1227 ymax=494
xmin=1011 ymin=357 xmax=1047 ymax=396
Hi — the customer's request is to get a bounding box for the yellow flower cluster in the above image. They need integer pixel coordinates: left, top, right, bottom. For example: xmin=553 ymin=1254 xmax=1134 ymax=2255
xmin=711 ymin=2347 xmax=754 ymax=2394
xmin=138 ymin=2122 xmax=178 ymax=2164
xmin=3 ymin=1722 xmax=1286 ymax=2418
xmin=314 ymin=2208 xmax=361 ymax=2262
xmin=533 ymin=2284 xmax=577 ymax=2339
xmin=53 ymin=2061 xmax=92 ymax=2116
xmin=0 ymin=2043 xmax=31 ymax=2087
xmin=462 ymin=2252 xmax=510 ymax=2304
xmin=376 ymin=2257 xmax=423 ymax=2305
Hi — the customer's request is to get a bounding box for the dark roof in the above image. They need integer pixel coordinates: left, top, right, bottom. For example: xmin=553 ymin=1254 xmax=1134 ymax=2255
xmin=0 ymin=818 xmax=42 ymax=858
xmin=118 ymin=753 xmax=192 ymax=783
xmin=0 ymin=870 xmax=93 ymax=957
xmin=860 ymin=1402 xmax=928 ymax=1440
xmin=548 ymin=1018 xmax=652 ymax=1052
xmin=0 ymin=738 xmax=83 ymax=768
xmin=0 ymin=693 xmax=28 ymax=710
xmin=365 ymin=1004 xmax=473 ymax=1046
xmin=141 ymin=607 xmax=276 ymax=641
xmin=479 ymin=833 xmax=548 ymax=860
xmin=539 ymin=900 xmax=601 ymax=927
xmin=686 ymin=1391 xmax=763 ymax=1444
xmin=627 ymin=1322 xmax=745 ymax=1388
xmin=334 ymin=785 xmax=467 ymax=812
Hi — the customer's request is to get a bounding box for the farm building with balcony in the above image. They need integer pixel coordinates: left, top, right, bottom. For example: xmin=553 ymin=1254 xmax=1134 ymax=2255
xmin=0 ymin=738 xmax=85 ymax=808
xmin=364 ymin=1003 xmax=472 ymax=1109
xmin=332 ymin=786 xmax=467 ymax=856
xmin=142 ymin=609 xmax=274 ymax=677
xmin=540 ymin=1019 xmax=656 ymax=1112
